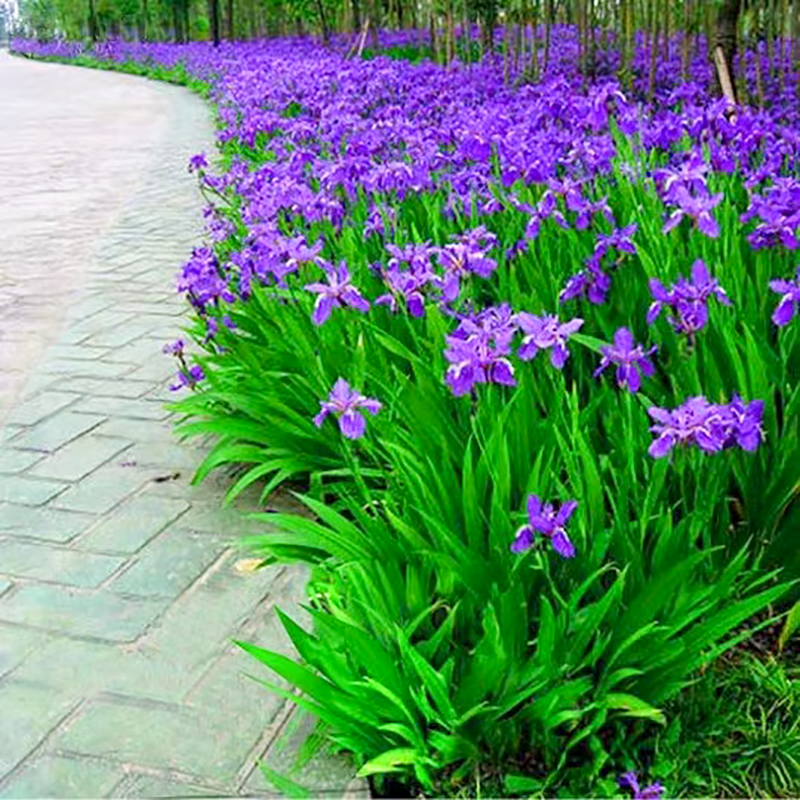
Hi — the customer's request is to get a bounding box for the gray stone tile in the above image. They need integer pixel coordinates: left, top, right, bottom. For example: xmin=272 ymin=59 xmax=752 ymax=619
xmin=0 ymin=754 xmax=123 ymax=799
xmin=8 ymin=412 xmax=107 ymax=454
xmin=0 ymin=584 xmax=167 ymax=641
xmin=0 ymin=504 xmax=94 ymax=543
xmin=0 ymin=623 xmax=48 ymax=679
xmin=70 ymin=396 xmax=170 ymax=421
xmin=246 ymin=709 xmax=360 ymax=797
xmin=111 ymin=530 xmax=224 ymax=598
xmin=77 ymin=494 xmax=189 ymax=553
xmin=49 ymin=465 xmax=154 ymax=515
xmin=0 ymin=475 xmax=68 ymax=506
xmin=51 ymin=378 xmax=156 ymax=400
xmin=27 ymin=436 xmax=132 ymax=482
xmin=0 ymin=682 xmax=79 ymax=778
xmin=0 ymin=539 xmax=125 ymax=588
xmin=53 ymin=698 xmax=267 ymax=785
xmin=4 ymin=391 xmax=79 ymax=426
xmin=0 ymin=450 xmax=45 ymax=475
xmin=110 ymin=775 xmax=222 ymax=799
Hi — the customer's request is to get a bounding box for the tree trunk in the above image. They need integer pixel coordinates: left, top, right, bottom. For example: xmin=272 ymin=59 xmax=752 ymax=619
xmin=88 ymin=0 xmax=98 ymax=42
xmin=714 ymin=0 xmax=740 ymax=104
xmin=315 ymin=0 xmax=330 ymax=44
xmin=209 ymin=0 xmax=220 ymax=44
xmin=226 ymin=0 xmax=234 ymax=39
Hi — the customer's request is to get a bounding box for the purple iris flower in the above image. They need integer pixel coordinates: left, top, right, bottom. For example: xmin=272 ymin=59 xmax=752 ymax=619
xmin=515 ymin=313 xmax=584 ymax=368
xmin=663 ymin=188 xmax=723 ymax=238
xmin=648 ymin=395 xmax=763 ymax=458
xmin=594 ymin=328 xmax=657 ymax=393
xmin=170 ymin=364 xmax=205 ymax=392
xmin=434 ymin=230 xmax=498 ymax=303
xmin=722 ymin=395 xmax=765 ymax=451
xmin=769 ymin=267 xmax=800 ymax=326
xmin=647 ymin=260 xmax=731 ymax=336
xmin=593 ymin=222 xmax=638 ymax=260
xmin=511 ymin=495 xmax=578 ymax=558
xmin=524 ymin=192 xmax=567 ymax=240
xmin=561 ymin=263 xmax=612 ymax=304
xmin=188 ymin=153 xmax=208 ymax=173
xmin=313 ymin=378 xmax=382 ymax=440
xmin=375 ymin=264 xmax=427 ymax=317
xmin=444 ymin=304 xmax=517 ymax=396
xmin=304 ymin=260 xmax=370 ymax=325
xmin=618 ymin=771 xmax=665 ymax=799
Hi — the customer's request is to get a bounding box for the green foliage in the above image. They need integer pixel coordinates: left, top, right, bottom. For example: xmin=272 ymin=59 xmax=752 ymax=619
xmin=649 ymin=655 xmax=800 ymax=798
xmin=44 ymin=47 xmax=800 ymax=798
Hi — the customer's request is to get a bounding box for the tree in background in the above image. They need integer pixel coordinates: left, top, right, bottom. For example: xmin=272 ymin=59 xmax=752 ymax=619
xmin=13 ymin=0 xmax=800 ymax=109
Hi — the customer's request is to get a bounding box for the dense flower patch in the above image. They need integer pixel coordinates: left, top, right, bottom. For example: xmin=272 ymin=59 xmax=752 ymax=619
xmin=13 ymin=29 xmax=800 ymax=796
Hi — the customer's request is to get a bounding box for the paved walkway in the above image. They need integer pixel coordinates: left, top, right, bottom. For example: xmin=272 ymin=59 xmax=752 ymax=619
xmin=0 ymin=52 xmax=359 ymax=797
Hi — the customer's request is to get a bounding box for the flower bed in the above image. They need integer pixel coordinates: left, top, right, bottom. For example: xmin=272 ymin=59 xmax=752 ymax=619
xmin=13 ymin=31 xmax=800 ymax=796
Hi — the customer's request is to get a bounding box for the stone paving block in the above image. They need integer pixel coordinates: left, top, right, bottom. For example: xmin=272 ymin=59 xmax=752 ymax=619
xmin=44 ymin=344 xmax=111 ymax=362
xmin=8 ymin=412 xmax=107 ymax=454
xmin=122 ymin=441 xmax=205 ymax=472
xmin=143 ymin=560 xmax=278 ymax=662
xmin=27 ymin=435 xmax=132 ymax=483
xmin=0 ymin=681 xmax=79 ymax=778
xmin=0 ymin=426 xmax=25 ymax=446
xmin=0 ymin=539 xmax=125 ymax=588
xmin=92 ymin=417 xmax=175 ymax=444
xmin=183 ymin=642 xmax=288 ymax=733
xmin=78 ymin=494 xmax=189 ymax=553
xmin=101 ymin=338 xmax=167 ymax=366
xmin=0 ymin=504 xmax=94 ymax=543
xmin=0 ymin=449 xmax=44 ymax=475
xmin=68 ymin=310 xmax=137 ymax=338
xmin=4 ymin=391 xmax=79 ymax=427
xmin=123 ymin=360 xmax=180 ymax=384
xmin=0 ymin=475 xmax=68 ymax=506
xmin=111 ymin=530 xmax=224 ymax=598
xmin=110 ymin=775 xmax=225 ymax=799
xmin=81 ymin=325 xmax=153 ymax=349
xmin=12 ymin=637 xmax=196 ymax=704
xmin=0 ymin=623 xmax=47 ymax=679
xmin=245 ymin=708 xmax=359 ymax=798
xmin=50 ymin=465 xmax=154 ymax=516
xmin=0 ymin=584 xmax=167 ymax=642
xmin=0 ymin=754 xmax=123 ymax=799
xmin=64 ymin=296 xmax=114 ymax=323
xmin=55 ymin=698 xmax=268 ymax=786
xmin=172 ymin=502 xmax=266 ymax=537
xmin=39 ymin=359 xmax=137 ymax=381
xmin=52 ymin=377 xmax=156 ymax=400
xmin=71 ymin=396 xmax=170 ymax=421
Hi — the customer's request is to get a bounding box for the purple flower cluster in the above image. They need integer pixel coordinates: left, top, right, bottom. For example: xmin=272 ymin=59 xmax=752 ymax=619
xmin=594 ymin=328 xmax=656 ymax=393
xmin=741 ymin=177 xmax=800 ymax=250
xmin=375 ymin=243 xmax=435 ymax=317
xmin=769 ymin=266 xmax=800 ymax=326
xmin=305 ymin=260 xmax=370 ymax=325
xmin=517 ymin=313 xmax=584 ymax=368
xmin=647 ymin=260 xmax=731 ymax=336
xmin=618 ymin=771 xmax=665 ymax=800
xmin=656 ymin=151 xmax=723 ymax=238
xmin=561 ymin=223 xmax=638 ymax=305
xmin=443 ymin=304 xmax=585 ymax=396
xmin=511 ymin=495 xmax=578 ymax=558
xmin=444 ymin=304 xmax=517 ymax=396
xmin=314 ymin=378 xmax=382 ymax=439
xmin=648 ymin=395 xmax=764 ymax=458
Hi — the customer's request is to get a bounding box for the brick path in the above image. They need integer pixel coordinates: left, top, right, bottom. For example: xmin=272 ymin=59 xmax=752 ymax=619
xmin=0 ymin=52 xmax=360 ymax=797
